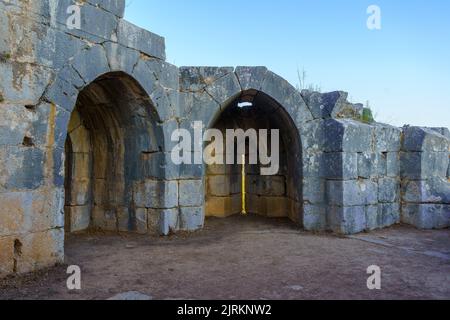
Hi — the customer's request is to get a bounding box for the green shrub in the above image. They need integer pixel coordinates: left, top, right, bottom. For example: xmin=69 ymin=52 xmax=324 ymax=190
xmin=0 ymin=52 xmax=11 ymax=63
xmin=361 ymin=107 xmax=375 ymax=123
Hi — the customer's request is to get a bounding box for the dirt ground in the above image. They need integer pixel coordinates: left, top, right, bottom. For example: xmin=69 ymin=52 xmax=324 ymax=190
xmin=1 ymin=215 xmax=449 ymax=300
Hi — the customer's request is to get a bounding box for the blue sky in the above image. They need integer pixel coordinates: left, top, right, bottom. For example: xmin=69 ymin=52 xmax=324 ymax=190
xmin=124 ymin=0 xmax=450 ymax=127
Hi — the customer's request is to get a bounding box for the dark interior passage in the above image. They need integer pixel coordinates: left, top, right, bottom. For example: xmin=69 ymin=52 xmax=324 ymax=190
xmin=64 ymin=72 xmax=162 ymax=234
xmin=205 ymin=90 xmax=303 ymax=224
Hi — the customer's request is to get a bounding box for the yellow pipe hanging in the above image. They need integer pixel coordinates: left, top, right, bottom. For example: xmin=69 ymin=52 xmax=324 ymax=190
xmin=242 ymin=153 xmax=247 ymax=215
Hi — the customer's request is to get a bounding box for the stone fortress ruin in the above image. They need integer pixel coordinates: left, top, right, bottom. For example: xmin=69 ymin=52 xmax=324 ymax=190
xmin=0 ymin=0 xmax=449 ymax=277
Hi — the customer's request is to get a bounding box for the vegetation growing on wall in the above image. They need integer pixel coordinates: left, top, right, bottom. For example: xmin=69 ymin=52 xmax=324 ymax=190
xmin=0 ymin=52 xmax=11 ymax=63
xmin=296 ymin=67 xmax=321 ymax=92
xmin=361 ymin=101 xmax=375 ymax=124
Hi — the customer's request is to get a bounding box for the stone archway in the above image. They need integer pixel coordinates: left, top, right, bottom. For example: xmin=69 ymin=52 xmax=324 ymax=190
xmin=204 ymin=90 xmax=303 ymax=224
xmin=178 ymin=66 xmax=313 ymax=227
xmin=64 ymin=72 xmax=164 ymax=234
xmin=42 ymin=45 xmax=180 ymax=238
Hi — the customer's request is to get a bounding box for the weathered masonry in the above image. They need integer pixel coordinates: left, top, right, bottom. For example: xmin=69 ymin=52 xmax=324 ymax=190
xmin=0 ymin=0 xmax=449 ymax=277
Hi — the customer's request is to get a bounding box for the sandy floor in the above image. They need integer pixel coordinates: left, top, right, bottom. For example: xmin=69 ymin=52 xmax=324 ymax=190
xmin=1 ymin=215 xmax=449 ymax=300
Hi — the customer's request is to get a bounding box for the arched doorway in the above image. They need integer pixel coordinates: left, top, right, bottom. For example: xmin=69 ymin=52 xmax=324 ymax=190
xmin=204 ymin=90 xmax=303 ymax=224
xmin=64 ymin=72 xmax=163 ymax=234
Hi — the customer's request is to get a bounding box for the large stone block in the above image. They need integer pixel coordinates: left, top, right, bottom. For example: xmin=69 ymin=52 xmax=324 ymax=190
xmin=377 ymin=152 xmax=387 ymax=177
xmin=66 ymin=178 xmax=90 ymax=206
xmin=323 ymin=152 xmax=358 ymax=180
xmin=301 ymin=90 xmax=363 ymax=120
xmin=42 ymin=29 xmax=89 ymax=70
xmin=378 ymin=203 xmax=400 ymax=227
xmin=303 ymin=204 xmax=326 ymax=231
xmin=178 ymin=156 xmax=204 ymax=179
xmin=145 ymin=59 xmax=179 ymax=91
xmin=179 ymin=91 xmax=221 ymax=127
xmin=402 ymin=204 xmax=450 ymax=229
xmin=179 ymin=206 xmax=204 ymax=231
xmin=327 ymin=179 xmax=378 ymax=207
xmin=358 ymin=153 xmax=373 ymax=179
xmin=260 ymin=196 xmax=289 ymax=218
xmin=44 ymin=76 xmax=79 ymax=112
xmin=158 ymin=119 xmax=179 ymax=152
xmin=29 ymin=188 xmax=65 ymax=233
xmin=0 ymin=146 xmax=45 ymax=191
xmin=103 ymin=42 xmax=140 ymax=75
xmin=400 ymin=151 xmax=448 ymax=179
xmin=148 ymin=208 xmax=179 ymax=235
xmin=260 ymin=71 xmax=313 ymax=125
xmin=131 ymin=58 xmax=159 ymax=98
xmin=234 ymin=66 xmax=268 ymax=91
xmin=328 ymin=206 xmax=367 ymax=235
xmin=179 ymin=67 xmax=234 ymax=92
xmin=133 ymin=180 xmax=178 ymax=209
xmin=91 ymin=205 xmax=118 ymax=231
xmin=117 ymin=207 xmax=131 ymax=232
xmin=134 ymin=208 xmax=148 ymax=234
xmin=65 ymin=205 xmax=90 ymax=232
xmin=302 ymin=150 xmax=323 ymax=177
xmin=156 ymin=208 xmax=180 ymax=236
xmin=59 ymin=0 xmax=120 ymax=37
xmin=357 ymin=152 xmax=378 ymax=179
xmin=386 ymin=152 xmax=400 ymax=177
xmin=51 ymin=0 xmax=120 ymax=43
xmin=141 ymin=152 xmax=180 ymax=180
xmin=206 ymin=195 xmax=241 ymax=217
xmin=378 ymin=178 xmax=400 ymax=203
xmin=0 ymin=104 xmax=37 ymax=147
xmin=247 ymin=194 xmax=289 ymax=218
xmin=402 ymin=126 xmax=449 ymax=152
xmin=207 ymin=175 xmax=240 ymax=197
xmin=0 ymin=61 xmax=52 ymax=106
xmin=13 ymin=228 xmax=64 ymax=275
xmin=430 ymin=127 xmax=450 ymax=139
xmin=207 ymin=163 xmax=238 ymax=176
xmin=365 ymin=205 xmax=381 ymax=231
xmin=299 ymin=119 xmax=323 ymax=151
xmin=87 ymin=0 xmax=126 ymax=17
xmin=323 ymin=119 xmax=374 ymax=153
xmin=179 ymin=180 xmax=204 ymax=207
xmin=375 ymin=124 xmax=402 ymax=152
xmin=402 ymin=178 xmax=450 ymax=204
xmin=247 ymin=175 xmax=286 ymax=197
xmin=149 ymin=86 xmax=179 ymax=123
xmin=0 ymin=192 xmax=28 ymax=237
xmin=205 ymin=72 xmax=241 ymax=105
xmin=302 ymin=177 xmax=326 ymax=204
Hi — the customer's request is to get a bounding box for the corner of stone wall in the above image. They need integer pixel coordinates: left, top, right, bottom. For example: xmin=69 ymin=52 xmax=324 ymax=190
xmin=320 ymin=119 xmax=402 ymax=235
xmin=400 ymin=126 xmax=450 ymax=229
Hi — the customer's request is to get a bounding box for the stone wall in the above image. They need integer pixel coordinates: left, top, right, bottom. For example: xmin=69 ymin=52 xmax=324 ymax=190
xmin=0 ymin=0 xmax=175 ymax=276
xmin=323 ymin=121 xmax=402 ymax=234
xmin=0 ymin=0 xmax=449 ymax=277
xmin=401 ymin=127 xmax=450 ymax=228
